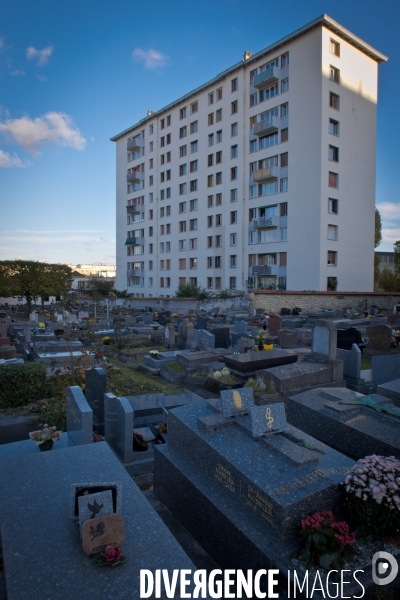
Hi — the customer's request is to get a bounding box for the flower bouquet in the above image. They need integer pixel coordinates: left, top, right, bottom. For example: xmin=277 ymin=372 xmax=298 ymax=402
xmin=29 ymin=424 xmax=62 ymax=450
xmin=92 ymin=545 xmax=128 ymax=567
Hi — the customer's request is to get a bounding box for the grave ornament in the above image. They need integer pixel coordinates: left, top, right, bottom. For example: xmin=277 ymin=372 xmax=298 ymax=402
xmin=339 ymin=396 xmax=400 ymax=418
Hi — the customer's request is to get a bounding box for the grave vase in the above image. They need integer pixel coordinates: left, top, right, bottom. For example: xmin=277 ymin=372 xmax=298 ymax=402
xmin=38 ymin=440 xmax=53 ymax=452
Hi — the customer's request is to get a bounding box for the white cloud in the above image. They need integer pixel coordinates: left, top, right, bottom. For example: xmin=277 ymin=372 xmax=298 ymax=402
xmin=132 ymin=47 xmax=170 ymax=69
xmin=26 ymin=45 xmax=53 ymax=66
xmin=376 ymin=202 xmax=400 ymax=222
xmin=0 ymin=112 xmax=86 ymax=154
xmin=0 ymin=149 xmax=30 ymax=168
xmin=382 ymin=228 xmax=400 ymax=244
xmin=10 ymin=70 xmax=25 ymax=76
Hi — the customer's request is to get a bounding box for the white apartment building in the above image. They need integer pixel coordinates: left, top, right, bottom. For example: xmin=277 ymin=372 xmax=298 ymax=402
xmin=111 ymin=15 xmax=387 ymax=296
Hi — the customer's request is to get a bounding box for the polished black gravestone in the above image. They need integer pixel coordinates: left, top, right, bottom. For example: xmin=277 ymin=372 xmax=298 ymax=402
xmin=287 ymin=387 xmax=400 ymax=460
xmin=209 ymin=327 xmax=230 ymax=349
xmin=154 ymin=390 xmax=353 ymax=572
xmin=224 ymin=349 xmax=297 ymax=376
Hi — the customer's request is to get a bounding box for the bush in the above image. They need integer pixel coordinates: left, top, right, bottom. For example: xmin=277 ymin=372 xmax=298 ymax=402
xmin=344 ymin=455 xmax=400 ymax=537
xmin=174 ymin=283 xmax=210 ymax=300
xmin=0 ymin=363 xmax=47 ymax=409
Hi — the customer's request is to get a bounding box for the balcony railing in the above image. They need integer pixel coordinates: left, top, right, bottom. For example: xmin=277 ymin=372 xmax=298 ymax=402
xmin=127 ymin=171 xmax=144 ymax=184
xmin=252 ymin=215 xmax=280 ymax=229
xmin=252 ymin=166 xmax=280 ymax=183
xmin=253 ymin=115 xmax=280 ymax=136
xmin=125 ymin=237 xmax=137 ymax=245
xmin=126 ymin=205 xmax=142 ymax=214
xmin=249 ymin=264 xmax=280 ymax=276
xmin=127 ymin=269 xmax=144 ymax=277
xmin=253 ymin=66 xmax=279 ymax=90
xmin=127 ymin=138 xmax=144 ymax=152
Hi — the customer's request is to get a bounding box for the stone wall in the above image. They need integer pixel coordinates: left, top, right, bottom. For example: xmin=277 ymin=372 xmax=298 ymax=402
xmin=251 ymin=291 xmax=400 ymax=314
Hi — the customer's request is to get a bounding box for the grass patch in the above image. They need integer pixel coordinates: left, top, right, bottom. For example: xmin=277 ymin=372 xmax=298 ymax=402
xmin=361 ymin=357 xmax=372 ymax=370
xmin=166 ymin=361 xmax=185 ymax=371
xmin=106 ymin=359 xmax=183 ymax=396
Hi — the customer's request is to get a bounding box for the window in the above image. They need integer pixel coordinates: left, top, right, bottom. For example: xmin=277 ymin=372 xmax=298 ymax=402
xmin=189 ymin=238 xmax=197 ymax=250
xmin=160 ymin=242 xmax=164 ymax=252
xmin=166 ymin=187 xmax=171 ymax=198
xmin=179 ymin=239 xmax=186 ymax=250
xmin=208 ymin=92 xmax=214 ymax=105
xmin=281 ymin=102 xmax=289 ymax=118
xmin=230 ymin=189 xmax=237 ymax=202
xmin=216 ymin=193 xmax=222 ymax=206
xmin=330 ymin=39 xmax=340 ymax=57
xmin=166 ymin=205 xmax=171 ymax=215
xmin=180 ymin=145 xmax=187 ymax=157
xmin=217 ymin=130 xmax=222 ymax=143
xmin=149 ymin=141 xmax=153 ymax=152
xmin=229 ymin=277 xmax=237 ymax=289
xmin=190 ymin=199 xmax=198 ymax=211
xmin=179 ymin=258 xmax=186 ymax=269
xmin=250 ymin=139 xmax=257 ymax=153
xmin=189 ymin=258 xmax=197 ymax=269
xmin=190 ymin=121 xmax=198 ymax=134
xmin=208 ymin=175 xmax=214 ymax=187
xmin=180 ymin=183 xmax=187 ymax=194
xmin=149 ymin=260 xmax=153 ymax=271
xmin=166 ymin=169 xmax=171 ymax=180
xmin=190 ymin=160 xmax=198 ymax=172
xmin=216 ymin=172 xmax=222 ymax=185
xmin=179 ymin=164 xmax=187 ymax=176
xmin=328 ymin=198 xmax=338 ymax=214
xmin=281 ymin=78 xmax=289 ymax=93
xmin=149 ymin=226 xmax=153 ymax=237
xmin=180 ymin=126 xmax=187 ymax=138
xmin=216 ymin=214 xmax=222 ymax=226
xmin=329 ymin=66 xmax=340 ymax=84
xmin=149 ymin=209 xmax=153 ymax=220
xmin=231 ymin=122 xmax=238 ymax=137
xmin=259 ymin=132 xmax=279 ymax=150
xmin=329 ymin=172 xmax=338 ymax=188
xmin=160 ymin=154 xmax=165 ymax=165
xmin=230 ymin=211 xmax=237 ymax=224
xmin=166 ymin=277 xmax=171 ymax=287
xmin=281 ymin=52 xmax=289 ymax=67
xmin=231 ymin=167 xmax=237 ymax=180
xmin=230 ymin=233 xmax=237 ymax=246
xmin=208 ymin=215 xmax=213 ymax=228
xmin=327 ymin=251 xmax=337 ymax=266
xmin=207 ymin=236 xmax=213 ymax=248
xmin=161 ymin=119 xmax=165 ymax=130
xmin=328 ymin=225 xmax=338 ymax=240
xmin=166 ymin=133 xmax=171 ymax=145
xmin=330 ymin=92 xmax=340 ymax=110
xmin=231 ymin=100 xmax=238 ymax=115
xmin=231 ymin=145 xmax=238 ymax=159
xmin=280 ymin=202 xmax=287 ymax=216
xmin=180 ymin=107 xmax=187 ymax=119
xmin=166 ymin=115 xmax=171 ymax=126
xmin=208 ymin=133 xmax=214 ymax=146
xmin=280 ymin=152 xmax=288 ymax=167
xmin=208 ymin=195 xmax=213 ymax=207
xmin=230 ymin=255 xmax=237 ymax=268
xmin=149 ymin=158 xmax=153 ymax=169
xmin=280 ymin=178 xmax=288 ymax=192
xmin=160 ymin=224 xmax=165 ymax=235
xmin=208 ymin=154 xmax=214 ymax=167
xmin=160 ymin=259 xmax=165 ymax=270
xmin=250 ymin=93 xmax=258 ymax=107
xmin=216 ymin=108 xmax=222 ymax=122
xmin=208 ymin=113 xmax=214 ymax=126
xmin=161 ymin=171 xmax=165 ymax=183
xmin=281 ymin=129 xmax=288 ymax=143
xmin=280 ymin=228 xmax=287 ymax=241
xmin=160 ymin=207 xmax=165 ymax=218
xmin=179 ymin=220 xmax=186 ymax=231
xmin=215 ymin=277 xmax=221 ymax=289
xmin=160 ymin=277 xmax=164 ymax=288
xmin=207 ymin=277 xmax=213 ymax=288
xmin=191 ymin=101 xmax=198 ymax=114
xmin=179 ymin=277 xmax=186 ymax=286
xmin=149 ymin=243 xmax=153 ymax=253
xmin=160 ymin=136 xmax=165 ymax=147
xmin=231 ymin=78 xmax=238 ymax=92
xmin=150 ymin=125 xmax=154 ymax=135
xmin=216 ymin=87 xmax=223 ymax=100
xmin=160 ymin=189 xmax=165 ymax=200
xmin=190 ymin=180 xmax=197 ymax=192
xmin=329 ymin=119 xmax=339 ymax=136
xmin=190 ymin=140 xmax=198 ymax=153
xmin=190 ymin=219 xmax=198 ymax=231
xmin=214 ymin=151 xmax=221 ymax=164
xmin=215 ymin=256 xmax=222 ymax=268
xmin=329 ymin=145 xmax=339 ymax=162
xmin=149 ymin=192 xmax=153 ymax=203
xmin=179 ymin=202 xmax=187 ymax=213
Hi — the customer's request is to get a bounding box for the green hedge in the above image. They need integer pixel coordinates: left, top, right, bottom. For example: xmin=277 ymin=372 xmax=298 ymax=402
xmin=0 ymin=362 xmax=47 ymax=409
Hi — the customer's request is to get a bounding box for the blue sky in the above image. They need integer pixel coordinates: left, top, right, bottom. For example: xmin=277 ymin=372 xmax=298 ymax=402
xmin=1 ymin=0 xmax=399 ymax=265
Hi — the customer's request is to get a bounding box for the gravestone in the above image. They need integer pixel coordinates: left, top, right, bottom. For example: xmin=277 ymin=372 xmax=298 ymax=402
xmin=233 ymin=320 xmax=247 ymax=334
xmin=85 ymin=368 xmax=107 ymax=424
xmin=250 ymin=403 xmax=287 ymax=437
xmin=82 ymin=513 xmax=125 ymax=555
xmin=377 ymin=379 xmax=400 ymax=406
xmin=312 ymin=320 xmax=337 ymax=360
xmin=197 ymin=329 xmax=215 ymax=350
xmin=104 ymin=393 xmax=134 ymax=463
xmin=66 ymin=386 xmax=93 ymax=446
xmin=78 ymin=489 xmax=114 ymax=532
xmin=387 ymin=314 xmax=400 ymax=326
xmin=220 ymin=387 xmax=254 ymax=417
xmin=268 ymin=314 xmax=282 ymax=336
xmin=278 ymin=329 xmax=298 ymax=348
xmin=196 ymin=315 xmax=207 ymax=330
xmin=336 ymin=344 xmax=361 ymax=385
xmin=209 ymin=327 xmax=230 ymax=349
xmin=231 ymin=332 xmax=247 ymax=346
xmin=372 ymin=354 xmax=400 ymax=390
xmin=337 ymin=327 xmax=359 ymax=351
xmin=366 ymin=324 xmax=392 ymax=352
xmin=224 ymin=349 xmax=297 ymax=376
xmin=164 ymin=322 xmax=176 ymax=349
xmin=157 ymin=312 xmax=169 ymax=326
xmin=281 ymin=308 xmax=291 ymax=315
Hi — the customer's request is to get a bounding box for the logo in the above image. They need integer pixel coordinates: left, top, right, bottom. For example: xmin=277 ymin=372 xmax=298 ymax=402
xmin=372 ymin=551 xmax=398 ymax=586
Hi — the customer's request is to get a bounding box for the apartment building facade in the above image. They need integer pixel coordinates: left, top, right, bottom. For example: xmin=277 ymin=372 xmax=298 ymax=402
xmin=111 ymin=15 xmax=387 ymax=296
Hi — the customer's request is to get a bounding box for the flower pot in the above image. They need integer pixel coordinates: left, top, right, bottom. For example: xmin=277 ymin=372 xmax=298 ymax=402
xmin=258 ymin=343 xmax=264 ymax=351
xmin=39 ymin=440 xmax=54 ymax=452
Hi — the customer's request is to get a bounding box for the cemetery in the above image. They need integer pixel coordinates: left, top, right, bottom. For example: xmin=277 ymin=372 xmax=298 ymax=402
xmin=0 ymin=299 xmax=399 ymax=598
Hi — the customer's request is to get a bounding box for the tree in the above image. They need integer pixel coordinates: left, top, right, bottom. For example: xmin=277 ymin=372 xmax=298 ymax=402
xmin=86 ymin=276 xmax=114 ymax=298
xmin=0 ymin=261 xmax=72 ymax=313
xmin=394 ymin=241 xmax=400 ymax=276
xmin=376 ymin=268 xmax=400 ymax=292
xmin=375 ymin=208 xmax=382 ymax=248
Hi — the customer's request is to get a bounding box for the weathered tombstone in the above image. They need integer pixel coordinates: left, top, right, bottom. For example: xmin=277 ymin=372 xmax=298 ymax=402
xmin=196 ymin=315 xmax=207 ymax=330
xmin=197 ymin=329 xmax=215 ymax=350
xmin=268 ymin=314 xmax=283 ymax=336
xmin=366 ymin=324 xmax=392 ymax=353
xmin=372 ymin=354 xmax=400 ymax=390
xmin=377 ymin=379 xmax=400 ymax=406
xmin=209 ymin=327 xmax=230 ymax=349
xmin=85 ymin=368 xmax=107 ymax=424
xmin=66 ymin=386 xmax=93 ymax=446
xmin=278 ymin=329 xmax=298 ymax=348
xmin=336 ymin=344 xmax=361 ymax=385
xmin=312 ymin=320 xmax=337 ymax=360
xmin=233 ymin=320 xmax=247 ymax=334
xmin=104 ymin=393 xmax=134 ymax=463
xmin=163 ymin=322 xmax=176 ymax=349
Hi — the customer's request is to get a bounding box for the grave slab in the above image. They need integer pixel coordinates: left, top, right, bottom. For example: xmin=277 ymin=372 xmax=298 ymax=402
xmin=372 ymin=354 xmax=400 ymax=390
xmin=224 ymin=349 xmax=297 ymax=376
xmin=376 ymin=378 xmax=400 ymax=407
xmin=104 ymin=393 xmax=134 ymax=463
xmin=85 ymin=368 xmax=107 ymax=424
xmin=66 ymin=386 xmax=93 ymax=446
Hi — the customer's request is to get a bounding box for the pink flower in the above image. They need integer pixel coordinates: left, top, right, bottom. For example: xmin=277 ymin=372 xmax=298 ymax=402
xmin=101 ymin=545 xmax=122 ymax=564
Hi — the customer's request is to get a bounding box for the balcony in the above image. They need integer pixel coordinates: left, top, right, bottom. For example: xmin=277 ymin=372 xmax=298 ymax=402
xmin=125 ymin=237 xmax=137 ymax=245
xmin=252 ymin=166 xmax=280 ymax=183
xmin=253 ymin=116 xmax=280 ymax=136
xmin=252 ymin=215 xmax=280 ymax=229
xmin=253 ymin=67 xmax=279 ymax=90
xmin=127 ymin=138 xmax=144 ymax=152
xmin=126 ymin=205 xmax=142 ymax=214
xmin=127 ymin=269 xmax=144 ymax=277
xmin=126 ymin=171 xmax=143 ymax=184
xmin=249 ymin=264 xmax=279 ymax=277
